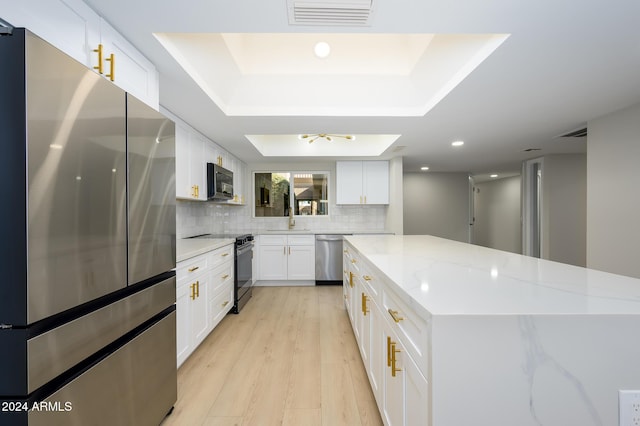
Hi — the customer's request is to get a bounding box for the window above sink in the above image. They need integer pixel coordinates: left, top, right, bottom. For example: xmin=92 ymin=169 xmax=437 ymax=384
xmin=254 ymin=171 xmax=329 ymax=218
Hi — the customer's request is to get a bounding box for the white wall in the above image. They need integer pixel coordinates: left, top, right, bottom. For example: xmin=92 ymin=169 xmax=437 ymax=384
xmin=403 ymin=172 xmax=470 ymax=242
xmin=474 ymin=176 xmax=521 ymax=254
xmin=385 ymin=156 xmax=404 ymax=235
xmin=587 ymin=102 xmax=640 ymax=278
xmin=542 ymin=154 xmax=587 ymax=267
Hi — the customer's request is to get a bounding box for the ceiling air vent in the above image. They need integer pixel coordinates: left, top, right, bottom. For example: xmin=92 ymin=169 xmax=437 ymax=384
xmin=559 ymin=127 xmax=588 ymax=138
xmin=287 ymin=0 xmax=375 ymax=26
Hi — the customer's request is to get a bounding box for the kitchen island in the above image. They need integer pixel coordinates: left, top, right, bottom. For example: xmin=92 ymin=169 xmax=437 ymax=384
xmin=343 ymin=234 xmax=640 ymax=426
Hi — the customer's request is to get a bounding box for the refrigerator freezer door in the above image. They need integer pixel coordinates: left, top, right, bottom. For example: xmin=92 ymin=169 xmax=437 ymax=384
xmin=25 ymin=31 xmax=127 ymax=324
xmin=127 ymin=94 xmax=176 ymax=285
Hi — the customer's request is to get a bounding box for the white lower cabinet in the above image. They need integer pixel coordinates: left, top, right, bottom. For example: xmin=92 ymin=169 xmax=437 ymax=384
xmin=344 ymin=240 xmax=429 ymax=426
xmin=257 ymin=235 xmax=315 ymax=281
xmin=176 ymin=243 xmax=234 ymax=367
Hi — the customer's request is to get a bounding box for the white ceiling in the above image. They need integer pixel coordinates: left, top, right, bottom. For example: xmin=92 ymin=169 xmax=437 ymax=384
xmin=84 ymin=0 xmax=640 ymax=176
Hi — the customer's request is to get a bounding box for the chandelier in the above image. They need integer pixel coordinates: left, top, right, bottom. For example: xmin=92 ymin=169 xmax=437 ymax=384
xmin=299 ymin=134 xmax=355 ymax=144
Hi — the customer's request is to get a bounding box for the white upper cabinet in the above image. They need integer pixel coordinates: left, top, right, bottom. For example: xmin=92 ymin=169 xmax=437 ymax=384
xmin=174 ymin=123 xmax=206 ymax=200
xmin=1 ymin=0 xmax=159 ymax=109
xmin=98 ymin=18 xmax=159 ymax=109
xmin=336 ymin=161 xmax=389 ymax=205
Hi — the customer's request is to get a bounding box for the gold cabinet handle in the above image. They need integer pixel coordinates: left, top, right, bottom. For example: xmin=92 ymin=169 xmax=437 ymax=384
xmin=349 ymin=271 xmax=354 ymax=288
xmin=388 ymin=309 xmax=403 ymax=323
xmin=93 ymin=44 xmax=104 ymax=74
xmin=363 ymin=275 xmax=372 ymax=281
xmin=343 ymin=249 xmax=348 ymax=253
xmin=391 ymin=342 xmax=402 ymax=377
xmin=351 ymin=258 xmax=357 ymax=264
xmin=190 ymin=283 xmax=196 ymax=300
xmin=364 ymin=195 xmax=367 ymax=204
xmin=105 ymin=53 xmax=115 ymax=81
xmin=222 ymin=253 xmax=229 ymax=257
xmin=361 ymin=292 xmax=369 ymax=316
xmin=222 ymin=301 xmax=229 ymax=307
xmin=387 ymin=336 xmax=392 ymax=367
xmin=288 ymin=246 xmax=291 ymax=255
xmin=195 ymin=280 xmax=200 ymax=298
xmin=188 ymin=266 xmax=199 ymax=272
xmin=222 ymin=274 xmax=229 ymax=279
xmin=360 ymin=195 xmax=363 ymax=204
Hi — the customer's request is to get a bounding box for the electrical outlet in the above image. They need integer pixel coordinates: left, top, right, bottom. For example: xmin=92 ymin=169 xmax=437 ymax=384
xmin=620 ymin=390 xmax=640 ymax=426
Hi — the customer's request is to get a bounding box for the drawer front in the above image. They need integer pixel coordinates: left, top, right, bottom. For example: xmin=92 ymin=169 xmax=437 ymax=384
xmin=287 ymin=235 xmax=315 ymax=246
xmin=209 ymin=262 xmax=234 ymax=300
xmin=210 ymin=244 xmax=234 ymax=269
xmin=358 ymin=259 xmax=380 ymax=305
xmin=176 ymin=253 xmax=209 ymax=282
xmin=210 ymin=282 xmax=234 ymax=330
xmin=382 ymin=286 xmax=429 ymax=378
xmin=260 ymin=235 xmax=287 ymax=246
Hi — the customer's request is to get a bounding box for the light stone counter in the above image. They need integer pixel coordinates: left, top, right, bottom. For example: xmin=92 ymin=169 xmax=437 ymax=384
xmin=176 ymin=238 xmax=234 ymax=263
xmin=344 ymin=234 xmax=640 ymax=426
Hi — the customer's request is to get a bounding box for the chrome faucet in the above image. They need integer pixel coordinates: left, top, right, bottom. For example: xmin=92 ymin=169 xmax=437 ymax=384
xmin=288 ymin=208 xmax=296 ymax=229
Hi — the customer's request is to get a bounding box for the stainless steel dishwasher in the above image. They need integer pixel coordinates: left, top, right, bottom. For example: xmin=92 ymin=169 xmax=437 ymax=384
xmin=315 ymin=234 xmax=351 ymax=285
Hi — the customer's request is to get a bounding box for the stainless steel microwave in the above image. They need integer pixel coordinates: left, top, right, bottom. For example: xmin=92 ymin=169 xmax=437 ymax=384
xmin=207 ymin=163 xmax=234 ymax=200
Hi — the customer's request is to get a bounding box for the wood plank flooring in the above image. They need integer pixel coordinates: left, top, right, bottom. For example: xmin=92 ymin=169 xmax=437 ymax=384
xmin=161 ymin=286 xmax=383 ymax=426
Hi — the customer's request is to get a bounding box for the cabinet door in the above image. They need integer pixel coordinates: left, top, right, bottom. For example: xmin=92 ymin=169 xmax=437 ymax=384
xmin=190 ymin=276 xmax=209 ymax=348
xmin=176 ymin=282 xmax=191 ymax=367
xmin=259 ymin=245 xmax=287 ymax=280
xmin=336 ymin=161 xmax=364 ymax=204
xmin=99 ymin=18 xmax=159 ymax=109
xmin=383 ymin=324 xmax=404 ymax=426
xmin=287 ymin=245 xmax=315 ymax=280
xmin=363 ymin=161 xmax=389 ymax=205
xmin=189 ymin=132 xmax=207 ymax=200
xmin=175 ymin=124 xmax=193 ymax=199
xmin=404 ymin=351 xmax=429 ymax=426
xmin=369 ymin=301 xmax=384 ymax=406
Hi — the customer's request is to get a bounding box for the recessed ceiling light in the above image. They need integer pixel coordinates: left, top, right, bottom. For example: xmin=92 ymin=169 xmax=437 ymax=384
xmin=421 ymin=166 xmax=430 ymax=171
xmin=490 ymin=174 xmax=498 ymax=178
xmin=451 ymin=140 xmax=464 ymax=147
xmin=314 ymin=41 xmax=331 ymax=59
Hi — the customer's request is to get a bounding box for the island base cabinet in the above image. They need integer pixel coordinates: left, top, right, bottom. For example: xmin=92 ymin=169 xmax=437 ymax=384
xmin=382 ymin=324 xmax=429 ymax=426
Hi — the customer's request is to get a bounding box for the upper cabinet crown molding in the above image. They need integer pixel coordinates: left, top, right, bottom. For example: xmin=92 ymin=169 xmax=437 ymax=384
xmin=1 ymin=0 xmax=159 ymax=109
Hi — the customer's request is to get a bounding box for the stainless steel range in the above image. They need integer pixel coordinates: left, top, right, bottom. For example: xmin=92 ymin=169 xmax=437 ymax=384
xmin=189 ymin=234 xmax=254 ymax=313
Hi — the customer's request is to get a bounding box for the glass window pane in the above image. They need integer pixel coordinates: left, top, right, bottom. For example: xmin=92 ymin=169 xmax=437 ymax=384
xmin=293 ymin=173 xmax=328 ymax=216
xmin=254 ymin=172 xmax=290 ymax=217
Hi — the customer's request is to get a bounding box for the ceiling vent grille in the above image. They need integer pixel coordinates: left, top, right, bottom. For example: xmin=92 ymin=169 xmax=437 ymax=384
xmin=287 ymin=0 xmax=375 ymax=26
xmin=559 ymin=127 xmax=588 ymax=138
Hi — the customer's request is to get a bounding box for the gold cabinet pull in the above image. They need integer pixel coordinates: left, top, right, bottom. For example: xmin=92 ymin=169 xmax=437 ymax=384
xmin=349 ymin=271 xmax=354 ymax=288
xmin=363 ymin=275 xmax=372 ymax=281
xmin=222 ymin=253 xmax=229 ymax=257
xmin=105 ymin=53 xmax=115 ymax=81
xmin=391 ymin=342 xmax=402 ymax=377
xmin=351 ymin=258 xmax=357 ymax=264
xmin=222 ymin=274 xmax=229 ymax=279
xmin=195 ymin=280 xmax=200 ymax=298
xmin=388 ymin=309 xmax=404 ymax=323
xmin=288 ymin=246 xmax=291 ymax=255
xmin=222 ymin=301 xmax=229 ymax=307
xmin=190 ymin=283 xmax=196 ymax=300
xmin=364 ymin=195 xmax=367 ymax=204
xmin=93 ymin=44 xmax=104 ymax=74
xmin=188 ymin=266 xmax=199 ymax=272
xmin=360 ymin=195 xmax=363 ymax=204
xmin=387 ymin=336 xmax=392 ymax=367
xmin=343 ymin=249 xmax=348 ymax=253
xmin=361 ymin=292 xmax=369 ymax=316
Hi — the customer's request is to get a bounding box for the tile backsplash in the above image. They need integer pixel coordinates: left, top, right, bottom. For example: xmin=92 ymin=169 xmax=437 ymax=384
xmin=177 ymin=200 xmax=387 ymax=238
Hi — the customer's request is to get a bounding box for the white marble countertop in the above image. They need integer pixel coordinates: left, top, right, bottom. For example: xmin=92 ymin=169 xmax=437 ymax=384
xmin=176 ymin=238 xmax=235 ymax=263
xmin=344 ymin=234 xmax=640 ymax=316
xmin=255 ymin=229 xmax=393 ymax=235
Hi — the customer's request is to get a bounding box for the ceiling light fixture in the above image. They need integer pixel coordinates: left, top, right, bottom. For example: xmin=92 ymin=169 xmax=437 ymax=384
xmin=421 ymin=166 xmax=430 ymax=171
xmin=314 ymin=41 xmax=331 ymax=58
xmin=451 ymin=140 xmax=465 ymax=147
xmin=490 ymin=174 xmax=498 ymax=178
xmin=299 ymin=133 xmax=355 ymax=144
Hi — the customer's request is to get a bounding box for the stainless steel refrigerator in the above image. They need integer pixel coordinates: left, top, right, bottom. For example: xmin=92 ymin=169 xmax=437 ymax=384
xmin=0 ymin=28 xmax=177 ymax=425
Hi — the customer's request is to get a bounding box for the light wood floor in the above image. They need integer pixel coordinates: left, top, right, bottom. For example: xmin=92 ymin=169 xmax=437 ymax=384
xmin=161 ymin=285 xmax=383 ymax=426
